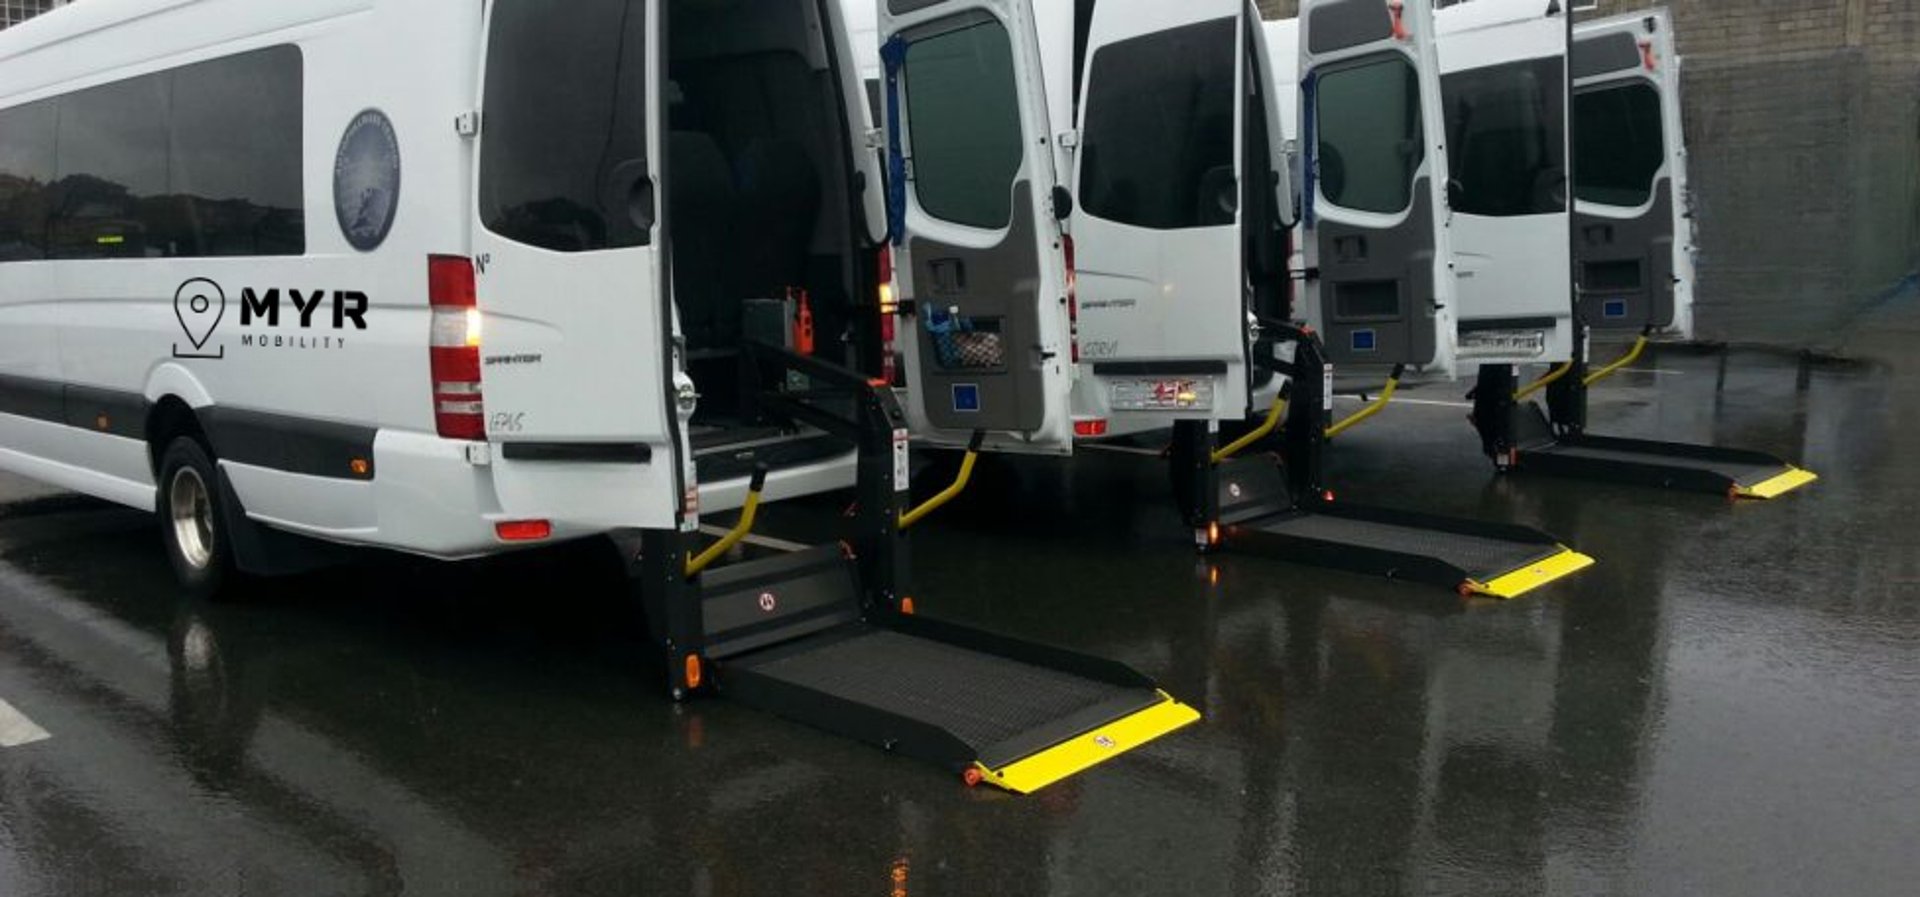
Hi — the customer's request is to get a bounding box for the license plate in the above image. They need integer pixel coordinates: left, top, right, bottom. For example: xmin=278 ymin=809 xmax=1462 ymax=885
xmin=1458 ymin=329 xmax=1547 ymax=359
xmin=1110 ymin=378 xmax=1215 ymax=411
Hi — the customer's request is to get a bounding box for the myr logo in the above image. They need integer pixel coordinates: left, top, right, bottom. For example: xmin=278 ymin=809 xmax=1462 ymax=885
xmin=172 ymin=278 xmax=369 ymax=358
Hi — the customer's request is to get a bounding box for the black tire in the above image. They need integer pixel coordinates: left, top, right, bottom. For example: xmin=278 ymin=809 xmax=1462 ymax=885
xmin=157 ymin=436 xmax=237 ymax=599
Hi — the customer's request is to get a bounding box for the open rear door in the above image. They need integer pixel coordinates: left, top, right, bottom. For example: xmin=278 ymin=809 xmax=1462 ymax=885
xmin=1298 ymin=0 xmax=1457 ymax=378
xmin=1572 ymin=8 xmax=1694 ymax=340
xmin=1069 ymin=0 xmax=1257 ymax=428
xmin=1436 ymin=0 xmax=1574 ymax=365
xmin=470 ymin=0 xmax=686 ymax=531
xmin=881 ymin=0 xmax=1074 ymax=454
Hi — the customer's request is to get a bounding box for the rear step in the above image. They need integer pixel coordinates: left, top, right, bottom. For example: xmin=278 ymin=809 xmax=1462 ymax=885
xmin=1212 ymin=456 xmax=1593 ymax=599
xmin=699 ymin=547 xmax=1196 ymax=792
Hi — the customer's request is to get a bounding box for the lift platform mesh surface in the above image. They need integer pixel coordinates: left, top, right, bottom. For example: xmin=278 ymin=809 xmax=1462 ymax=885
xmin=723 ymin=622 xmax=1198 ymax=793
xmin=1523 ymin=437 xmax=1818 ymax=499
xmin=1234 ymin=508 xmax=1595 ymax=599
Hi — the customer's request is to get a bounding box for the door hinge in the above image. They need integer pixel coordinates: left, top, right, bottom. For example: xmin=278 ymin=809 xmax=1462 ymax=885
xmin=864 ymin=128 xmax=884 ymax=151
xmin=454 ymin=111 xmax=480 ymax=138
xmin=1057 ymin=129 xmax=1080 ymax=149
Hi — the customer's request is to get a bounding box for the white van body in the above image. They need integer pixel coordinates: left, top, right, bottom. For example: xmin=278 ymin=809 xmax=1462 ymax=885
xmin=0 ymin=0 xmax=888 ymax=563
xmin=1572 ymin=6 xmax=1695 ymax=341
xmin=872 ymin=0 xmax=1297 ymax=452
xmin=1435 ymin=0 xmax=1576 ymax=365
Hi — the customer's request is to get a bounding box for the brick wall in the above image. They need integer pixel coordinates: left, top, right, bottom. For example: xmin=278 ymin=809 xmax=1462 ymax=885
xmin=1265 ymin=0 xmax=1920 ymax=350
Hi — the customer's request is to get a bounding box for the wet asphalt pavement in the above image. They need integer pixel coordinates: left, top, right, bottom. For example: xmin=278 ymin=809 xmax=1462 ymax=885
xmin=0 ymin=343 xmax=1915 ymax=896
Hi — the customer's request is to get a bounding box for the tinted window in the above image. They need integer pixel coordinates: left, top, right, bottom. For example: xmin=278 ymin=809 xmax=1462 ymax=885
xmin=0 ymin=45 xmax=304 ymax=263
xmin=480 ymin=0 xmax=650 ymax=253
xmin=1442 ymin=57 xmax=1566 ymax=217
xmin=1316 ymin=55 xmax=1423 ymax=214
xmin=52 ymin=75 xmax=169 ymax=259
xmin=0 ymin=102 xmax=55 ymax=261
xmin=903 ymin=18 xmax=1024 ymax=229
xmin=170 ymin=46 xmax=306 ymax=256
xmin=1573 ymin=82 xmax=1664 ymax=207
xmin=1080 ymin=17 xmax=1237 ymax=230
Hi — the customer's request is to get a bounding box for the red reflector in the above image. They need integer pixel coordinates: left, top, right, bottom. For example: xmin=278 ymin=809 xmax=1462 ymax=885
xmin=1323 ymin=490 xmax=1336 ymax=503
xmin=495 ymin=519 xmax=551 ymax=542
xmin=1073 ymin=419 xmax=1109 ymax=438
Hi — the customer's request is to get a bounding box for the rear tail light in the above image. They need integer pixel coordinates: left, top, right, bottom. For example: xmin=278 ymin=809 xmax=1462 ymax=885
xmin=1064 ymin=235 xmax=1081 ymax=364
xmin=877 ymin=245 xmax=899 ymax=385
xmin=429 ymin=255 xmax=485 ymax=441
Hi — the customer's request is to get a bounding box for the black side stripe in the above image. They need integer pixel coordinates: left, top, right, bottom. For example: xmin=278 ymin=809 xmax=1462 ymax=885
xmin=0 ymin=373 xmax=375 ymax=481
xmin=200 ymin=407 xmax=377 ymax=481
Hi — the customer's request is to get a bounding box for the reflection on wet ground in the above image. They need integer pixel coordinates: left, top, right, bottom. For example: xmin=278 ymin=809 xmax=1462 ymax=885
xmin=0 ymin=346 xmax=1913 ymax=896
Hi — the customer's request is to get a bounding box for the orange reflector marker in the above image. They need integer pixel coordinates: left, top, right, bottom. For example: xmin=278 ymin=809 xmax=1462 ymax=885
xmin=495 ymin=519 xmax=552 ymax=542
xmin=684 ymin=654 xmax=703 ymax=690
xmin=962 ymin=767 xmax=983 ymax=787
xmin=350 ymin=458 xmax=372 ymax=477
xmin=1207 ymin=521 xmax=1221 ymax=546
xmin=95 ymin=414 xmax=111 ymax=431
xmin=1323 ymin=490 xmax=1336 ymax=503
xmin=1073 ymin=419 xmax=1109 ymax=438
xmin=900 ymin=597 xmax=916 ymax=615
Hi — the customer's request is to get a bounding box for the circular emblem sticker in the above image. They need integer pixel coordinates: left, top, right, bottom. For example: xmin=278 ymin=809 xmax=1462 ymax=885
xmin=333 ymin=109 xmax=401 ymax=252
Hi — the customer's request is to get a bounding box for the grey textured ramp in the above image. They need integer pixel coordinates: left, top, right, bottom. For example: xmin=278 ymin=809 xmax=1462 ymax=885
xmin=734 ymin=629 xmax=1133 ymax=750
xmin=1254 ymin=514 xmax=1553 ymax=581
xmin=1532 ymin=444 xmax=1787 ymax=487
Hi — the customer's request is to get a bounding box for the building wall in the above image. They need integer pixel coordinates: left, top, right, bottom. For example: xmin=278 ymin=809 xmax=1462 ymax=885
xmin=1264 ymin=0 xmax=1920 ymax=351
xmin=0 ymin=0 xmax=63 ymax=30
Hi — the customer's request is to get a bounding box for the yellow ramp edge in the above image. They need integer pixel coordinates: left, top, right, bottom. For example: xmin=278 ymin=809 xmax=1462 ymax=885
xmin=1735 ymin=466 xmax=1818 ymax=500
xmin=975 ymin=692 xmax=1200 ymax=794
xmin=1463 ymin=547 xmax=1597 ymax=600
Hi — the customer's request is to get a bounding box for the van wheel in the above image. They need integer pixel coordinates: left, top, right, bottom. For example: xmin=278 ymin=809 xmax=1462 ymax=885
xmin=159 ymin=437 xmax=236 ymax=599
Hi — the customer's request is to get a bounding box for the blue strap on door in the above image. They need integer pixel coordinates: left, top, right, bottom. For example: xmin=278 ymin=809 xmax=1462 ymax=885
xmin=882 ymin=35 xmax=910 ymax=247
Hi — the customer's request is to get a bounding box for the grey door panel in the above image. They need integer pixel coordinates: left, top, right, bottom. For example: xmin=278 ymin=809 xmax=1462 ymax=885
xmin=1315 ymin=181 xmax=1438 ymax=365
xmin=1575 ymin=180 xmax=1674 ymax=330
xmin=909 ymin=181 xmax=1050 ymax=431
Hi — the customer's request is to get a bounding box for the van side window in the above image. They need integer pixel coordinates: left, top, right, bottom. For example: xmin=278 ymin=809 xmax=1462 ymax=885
xmin=902 ymin=18 xmax=1024 ymax=230
xmin=1079 ymin=17 xmax=1236 ymax=231
xmin=1573 ymin=82 xmax=1664 ymax=207
xmin=479 ymin=0 xmax=650 ymax=253
xmin=0 ymin=102 xmax=55 ymax=261
xmin=1442 ymin=57 xmax=1567 ymax=217
xmin=0 ymin=44 xmax=305 ymax=262
xmin=1315 ymin=55 xmax=1424 ymax=216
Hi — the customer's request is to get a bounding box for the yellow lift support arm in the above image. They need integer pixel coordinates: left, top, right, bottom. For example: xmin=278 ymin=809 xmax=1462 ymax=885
xmin=1326 ymin=364 xmax=1405 ymax=440
xmin=686 ymin=466 xmax=769 ymax=578
xmin=1584 ymin=333 xmax=1651 ymax=387
xmin=898 ymin=430 xmax=986 ymax=531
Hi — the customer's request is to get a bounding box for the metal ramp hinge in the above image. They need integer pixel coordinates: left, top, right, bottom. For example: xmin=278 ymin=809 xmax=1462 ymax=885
xmin=454 ymin=111 xmax=480 ymax=138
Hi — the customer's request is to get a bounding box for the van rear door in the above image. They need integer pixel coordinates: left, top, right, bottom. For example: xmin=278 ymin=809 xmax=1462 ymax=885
xmin=1436 ymin=0 xmax=1574 ymax=364
xmin=1070 ymin=0 xmax=1256 ymax=426
xmin=1298 ymin=0 xmax=1457 ymax=377
xmin=470 ymin=0 xmax=685 ymax=531
xmin=880 ymin=0 xmax=1074 ymax=454
xmin=1572 ymin=8 xmax=1693 ymax=340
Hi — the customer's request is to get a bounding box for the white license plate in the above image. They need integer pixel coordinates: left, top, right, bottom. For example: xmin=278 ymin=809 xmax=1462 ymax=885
xmin=1110 ymin=378 xmax=1215 ymax=411
xmin=1458 ymin=329 xmax=1547 ymax=359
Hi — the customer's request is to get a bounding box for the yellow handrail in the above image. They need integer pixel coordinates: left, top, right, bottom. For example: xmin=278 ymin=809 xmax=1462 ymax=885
xmin=1325 ymin=365 xmax=1404 ymax=440
xmin=1212 ymin=394 xmax=1288 ymax=465
xmin=1514 ymin=361 xmax=1574 ymax=401
xmin=686 ymin=467 xmax=769 ymax=577
xmin=1584 ymin=335 xmax=1650 ymax=387
xmin=899 ymin=431 xmax=985 ymax=531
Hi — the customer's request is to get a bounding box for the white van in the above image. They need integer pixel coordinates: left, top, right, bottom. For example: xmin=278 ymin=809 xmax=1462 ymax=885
xmin=1572 ymin=6 xmax=1695 ymax=341
xmin=0 ymin=0 xmax=1197 ymax=790
xmin=1434 ymin=0 xmax=1577 ymax=365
